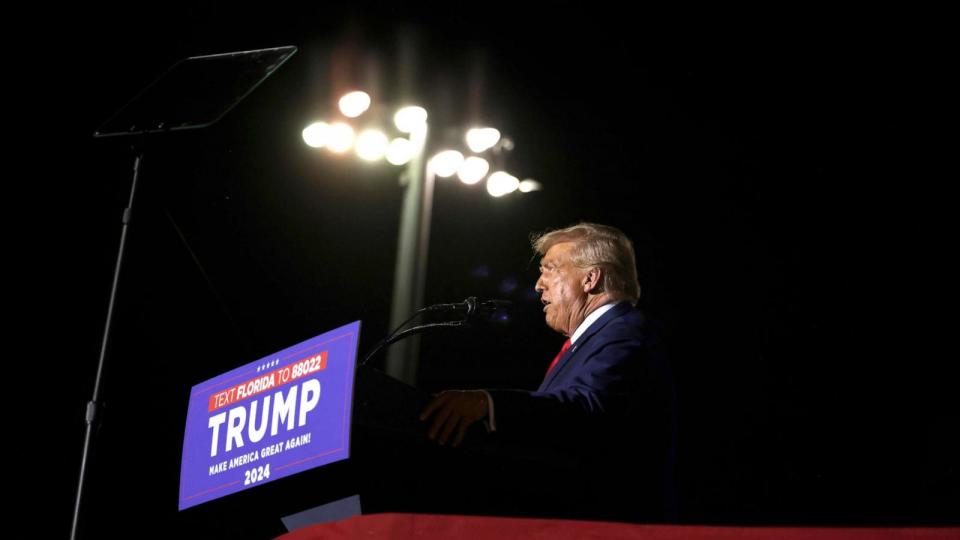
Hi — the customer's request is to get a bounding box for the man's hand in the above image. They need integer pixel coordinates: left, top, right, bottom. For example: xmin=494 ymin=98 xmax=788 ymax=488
xmin=419 ymin=390 xmax=488 ymax=447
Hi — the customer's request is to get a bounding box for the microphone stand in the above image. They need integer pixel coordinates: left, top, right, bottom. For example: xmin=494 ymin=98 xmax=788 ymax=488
xmin=360 ymin=320 xmax=464 ymax=368
xmin=360 ymin=296 xmax=493 ymax=368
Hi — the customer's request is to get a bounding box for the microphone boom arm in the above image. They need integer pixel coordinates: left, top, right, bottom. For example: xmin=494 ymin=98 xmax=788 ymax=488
xmin=360 ymin=320 xmax=464 ymax=368
xmin=359 ymin=296 xmax=510 ymax=369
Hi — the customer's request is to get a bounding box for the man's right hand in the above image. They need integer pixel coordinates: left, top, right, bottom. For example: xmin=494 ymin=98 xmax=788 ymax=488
xmin=419 ymin=390 xmax=488 ymax=447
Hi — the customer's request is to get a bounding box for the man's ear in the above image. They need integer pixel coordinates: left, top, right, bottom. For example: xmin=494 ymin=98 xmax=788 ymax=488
xmin=582 ymin=267 xmax=603 ymax=294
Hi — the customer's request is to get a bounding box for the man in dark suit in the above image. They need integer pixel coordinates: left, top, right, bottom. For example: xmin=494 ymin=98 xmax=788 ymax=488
xmin=419 ymin=222 xmax=675 ymax=521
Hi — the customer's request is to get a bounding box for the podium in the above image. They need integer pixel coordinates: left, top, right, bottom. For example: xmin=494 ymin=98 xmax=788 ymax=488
xmin=348 ymin=366 xmax=626 ymax=521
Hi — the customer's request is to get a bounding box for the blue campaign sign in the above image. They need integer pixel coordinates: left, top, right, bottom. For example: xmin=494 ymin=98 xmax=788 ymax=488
xmin=179 ymin=321 xmax=360 ymax=510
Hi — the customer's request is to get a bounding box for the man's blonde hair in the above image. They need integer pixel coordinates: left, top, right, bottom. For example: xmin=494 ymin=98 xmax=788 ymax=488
xmin=532 ymin=222 xmax=641 ymax=305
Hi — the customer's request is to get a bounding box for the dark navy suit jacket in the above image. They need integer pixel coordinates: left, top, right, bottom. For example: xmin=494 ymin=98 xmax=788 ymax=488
xmin=486 ymin=302 xmax=676 ymax=521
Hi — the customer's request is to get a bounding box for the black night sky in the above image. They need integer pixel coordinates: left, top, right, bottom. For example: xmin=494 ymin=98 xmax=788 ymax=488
xmin=22 ymin=3 xmax=953 ymax=537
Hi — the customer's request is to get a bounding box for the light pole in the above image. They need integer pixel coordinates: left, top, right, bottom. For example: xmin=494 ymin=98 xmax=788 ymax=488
xmin=303 ymin=94 xmax=539 ymax=384
xmin=385 ymin=121 xmax=431 ymax=384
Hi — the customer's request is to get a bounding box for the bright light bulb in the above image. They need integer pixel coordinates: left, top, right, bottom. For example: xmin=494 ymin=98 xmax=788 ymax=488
xmin=355 ymin=129 xmax=389 ymax=161
xmin=339 ymin=91 xmax=371 ymax=118
xmin=518 ymin=179 xmax=542 ymax=193
xmin=302 ymin=122 xmax=330 ymax=148
xmin=457 ymin=156 xmax=490 ymax=185
xmin=466 ymin=127 xmax=501 ymax=153
xmin=327 ymin=122 xmax=355 ymax=153
xmin=429 ymin=150 xmax=464 ymax=178
xmin=394 ymin=106 xmax=428 ymax=133
xmin=386 ymin=138 xmax=415 ymax=165
xmin=486 ymin=171 xmax=520 ymax=197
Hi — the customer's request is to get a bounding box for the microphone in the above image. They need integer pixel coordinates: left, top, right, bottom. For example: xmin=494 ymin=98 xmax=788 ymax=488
xmin=425 ymin=296 xmax=512 ymax=317
xmin=360 ymin=297 xmax=511 ymax=366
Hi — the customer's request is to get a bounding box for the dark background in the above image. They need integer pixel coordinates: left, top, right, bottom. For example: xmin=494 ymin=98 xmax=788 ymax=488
xmin=18 ymin=3 xmax=953 ymax=537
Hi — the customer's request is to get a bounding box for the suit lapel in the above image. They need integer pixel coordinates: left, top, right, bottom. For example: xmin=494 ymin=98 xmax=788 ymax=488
xmin=538 ymin=302 xmax=633 ymax=391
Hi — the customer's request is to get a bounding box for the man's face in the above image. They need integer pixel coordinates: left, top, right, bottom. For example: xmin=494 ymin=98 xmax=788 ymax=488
xmin=535 ymin=242 xmax=589 ymax=336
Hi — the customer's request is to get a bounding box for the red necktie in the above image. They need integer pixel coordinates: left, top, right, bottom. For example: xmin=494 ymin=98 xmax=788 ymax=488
xmin=545 ymin=338 xmax=572 ymax=377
